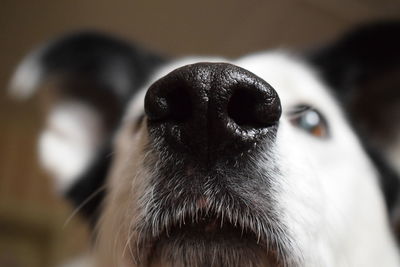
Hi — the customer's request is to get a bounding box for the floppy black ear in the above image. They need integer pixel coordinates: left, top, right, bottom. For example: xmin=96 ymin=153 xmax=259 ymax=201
xmin=9 ymin=31 xmax=165 ymax=224
xmin=308 ymin=21 xmax=400 ymax=235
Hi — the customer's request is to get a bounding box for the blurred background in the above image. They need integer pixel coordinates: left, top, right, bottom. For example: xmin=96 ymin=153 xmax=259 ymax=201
xmin=0 ymin=0 xmax=399 ymax=266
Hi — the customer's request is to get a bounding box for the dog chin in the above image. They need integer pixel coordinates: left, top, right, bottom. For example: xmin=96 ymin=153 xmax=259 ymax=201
xmin=146 ymin=224 xmax=279 ymax=267
xmin=135 ymin=211 xmax=281 ymax=267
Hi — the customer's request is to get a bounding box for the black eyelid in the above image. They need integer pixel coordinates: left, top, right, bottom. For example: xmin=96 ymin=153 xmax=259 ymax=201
xmin=287 ymin=105 xmax=312 ymax=116
xmin=137 ymin=113 xmax=145 ymax=123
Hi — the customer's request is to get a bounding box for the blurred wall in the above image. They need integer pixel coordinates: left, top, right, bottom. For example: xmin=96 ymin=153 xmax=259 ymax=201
xmin=1 ymin=0 xmax=399 ymax=266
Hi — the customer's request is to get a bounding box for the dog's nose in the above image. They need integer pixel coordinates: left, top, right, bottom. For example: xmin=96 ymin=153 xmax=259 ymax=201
xmin=145 ymin=63 xmax=281 ymax=160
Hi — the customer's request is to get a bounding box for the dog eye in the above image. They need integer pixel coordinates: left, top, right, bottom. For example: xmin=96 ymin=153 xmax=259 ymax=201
xmin=288 ymin=105 xmax=328 ymax=138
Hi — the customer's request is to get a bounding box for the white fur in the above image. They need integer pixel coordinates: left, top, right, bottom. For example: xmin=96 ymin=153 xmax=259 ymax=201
xmin=39 ymin=101 xmax=104 ymax=192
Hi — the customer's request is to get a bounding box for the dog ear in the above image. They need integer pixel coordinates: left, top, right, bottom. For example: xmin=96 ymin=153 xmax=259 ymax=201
xmin=308 ymin=21 xmax=400 ymax=236
xmin=9 ymin=31 xmax=165 ymax=224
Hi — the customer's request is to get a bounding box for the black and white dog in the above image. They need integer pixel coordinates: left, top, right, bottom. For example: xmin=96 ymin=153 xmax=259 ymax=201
xmin=9 ymin=21 xmax=400 ymax=267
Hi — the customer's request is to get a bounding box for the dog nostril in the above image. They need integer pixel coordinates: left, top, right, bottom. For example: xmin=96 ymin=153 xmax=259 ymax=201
xmin=228 ymin=87 xmax=281 ymax=128
xmin=145 ymin=85 xmax=193 ymax=123
xmin=228 ymin=88 xmax=261 ymax=128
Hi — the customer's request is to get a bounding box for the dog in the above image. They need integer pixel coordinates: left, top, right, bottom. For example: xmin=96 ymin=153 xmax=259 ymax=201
xmin=9 ymin=21 xmax=400 ymax=267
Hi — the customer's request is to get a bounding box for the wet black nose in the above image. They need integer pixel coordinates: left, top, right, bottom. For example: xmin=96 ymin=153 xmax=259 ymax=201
xmin=145 ymin=62 xmax=281 ymax=160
